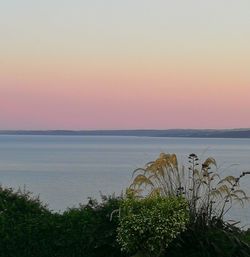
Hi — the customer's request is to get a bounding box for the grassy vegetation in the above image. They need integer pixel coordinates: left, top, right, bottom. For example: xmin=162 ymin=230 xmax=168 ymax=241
xmin=129 ymin=153 xmax=250 ymax=224
xmin=127 ymin=153 xmax=250 ymax=256
xmin=0 ymin=153 xmax=250 ymax=257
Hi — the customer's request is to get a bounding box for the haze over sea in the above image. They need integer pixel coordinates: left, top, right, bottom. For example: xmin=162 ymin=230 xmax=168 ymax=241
xmin=0 ymin=135 xmax=250 ymax=227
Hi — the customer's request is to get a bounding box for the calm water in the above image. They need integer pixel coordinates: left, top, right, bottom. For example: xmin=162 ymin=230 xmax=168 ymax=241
xmin=0 ymin=135 xmax=250 ymax=226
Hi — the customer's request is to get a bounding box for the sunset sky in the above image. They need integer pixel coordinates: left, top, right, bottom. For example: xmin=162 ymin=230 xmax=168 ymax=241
xmin=1 ymin=0 xmax=250 ymax=130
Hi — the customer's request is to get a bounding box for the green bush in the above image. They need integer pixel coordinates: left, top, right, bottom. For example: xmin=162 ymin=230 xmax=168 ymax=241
xmin=60 ymin=197 xmax=126 ymax=257
xmin=0 ymin=186 xmax=126 ymax=257
xmin=0 ymin=183 xmax=249 ymax=257
xmin=0 ymin=186 xmax=56 ymax=257
xmin=117 ymin=196 xmax=189 ymax=257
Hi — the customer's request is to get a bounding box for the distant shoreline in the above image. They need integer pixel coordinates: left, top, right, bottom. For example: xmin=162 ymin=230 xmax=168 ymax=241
xmin=1 ymin=129 xmax=250 ymax=138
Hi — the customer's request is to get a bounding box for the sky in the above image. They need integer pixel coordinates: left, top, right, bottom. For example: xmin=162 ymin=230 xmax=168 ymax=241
xmin=0 ymin=0 xmax=250 ymax=130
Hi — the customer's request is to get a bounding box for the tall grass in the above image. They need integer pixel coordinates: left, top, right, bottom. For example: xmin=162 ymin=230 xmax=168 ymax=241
xmin=129 ymin=153 xmax=250 ymax=224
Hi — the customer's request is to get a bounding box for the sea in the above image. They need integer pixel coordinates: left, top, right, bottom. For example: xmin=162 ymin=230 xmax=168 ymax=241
xmin=0 ymin=135 xmax=250 ymax=227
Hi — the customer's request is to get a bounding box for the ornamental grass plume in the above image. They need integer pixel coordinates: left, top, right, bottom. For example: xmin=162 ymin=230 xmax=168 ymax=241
xmin=128 ymin=153 xmax=250 ymax=224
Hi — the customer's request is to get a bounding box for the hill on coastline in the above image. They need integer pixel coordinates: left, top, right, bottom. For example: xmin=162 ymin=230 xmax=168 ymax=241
xmin=1 ymin=129 xmax=250 ymax=138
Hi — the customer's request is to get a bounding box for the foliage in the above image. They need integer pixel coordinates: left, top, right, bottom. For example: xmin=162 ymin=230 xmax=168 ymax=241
xmin=1 ymin=150 xmax=250 ymax=257
xmin=0 ymin=186 xmax=49 ymax=215
xmin=60 ymin=196 xmax=126 ymax=257
xmin=0 ymin=186 xmax=57 ymax=257
xmin=242 ymin=229 xmax=250 ymax=245
xmin=0 ymin=186 xmax=126 ymax=257
xmin=128 ymin=153 xmax=250 ymax=256
xmin=165 ymin=219 xmax=250 ymax=257
xmin=129 ymin=153 xmax=250 ymax=224
xmin=117 ymin=196 xmax=189 ymax=257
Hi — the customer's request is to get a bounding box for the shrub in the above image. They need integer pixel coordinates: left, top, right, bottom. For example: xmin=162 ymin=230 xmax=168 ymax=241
xmin=117 ymin=196 xmax=189 ymax=257
xmin=127 ymin=153 xmax=250 ymax=256
xmin=0 ymin=186 xmax=59 ymax=257
xmin=60 ymin=196 xmax=126 ymax=257
xmin=0 ymin=186 xmax=126 ymax=257
xmin=0 ymin=186 xmax=48 ymax=215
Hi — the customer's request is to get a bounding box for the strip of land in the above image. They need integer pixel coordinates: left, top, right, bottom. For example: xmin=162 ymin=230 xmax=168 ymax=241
xmin=0 ymin=129 xmax=250 ymax=138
